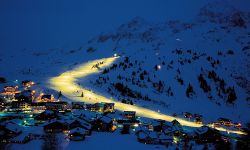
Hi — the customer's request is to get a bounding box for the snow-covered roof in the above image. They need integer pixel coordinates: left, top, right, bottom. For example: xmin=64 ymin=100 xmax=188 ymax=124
xmin=42 ymin=110 xmax=55 ymax=115
xmin=69 ymin=127 xmax=86 ymax=134
xmin=151 ymin=120 xmax=161 ymax=126
xmin=195 ymin=126 xmax=209 ymax=135
xmin=72 ymin=109 xmax=98 ymax=120
xmin=135 ymin=125 xmax=149 ymax=133
xmin=72 ymin=102 xmax=84 ymax=105
xmin=138 ymin=131 xmax=148 ymax=139
xmin=100 ymin=116 xmax=113 ymax=123
xmin=64 ymin=118 xmax=92 ymax=129
xmin=41 ymin=94 xmax=52 ymax=99
xmin=158 ymin=133 xmax=173 ymax=140
xmin=6 ymin=119 xmax=23 ymax=125
xmin=42 ymin=119 xmax=59 ymax=126
xmin=11 ymin=132 xmax=30 ymax=141
xmin=148 ymin=131 xmax=158 ymax=139
xmin=2 ymin=122 xmax=23 ymax=133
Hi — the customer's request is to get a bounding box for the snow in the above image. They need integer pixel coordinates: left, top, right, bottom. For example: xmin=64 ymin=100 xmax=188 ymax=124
xmin=158 ymin=133 xmax=173 ymax=140
xmin=138 ymin=131 xmax=148 ymax=139
xmin=0 ymin=0 xmax=250 ymax=149
xmin=1 ymin=121 xmax=23 ymax=133
xmin=11 ymin=132 xmax=29 ymax=141
xmin=65 ymin=131 xmax=167 ymax=150
xmin=69 ymin=127 xmax=86 ymax=134
xmin=195 ymin=126 xmax=209 ymax=135
xmin=99 ymin=116 xmax=113 ymax=124
xmin=42 ymin=110 xmax=54 ymax=115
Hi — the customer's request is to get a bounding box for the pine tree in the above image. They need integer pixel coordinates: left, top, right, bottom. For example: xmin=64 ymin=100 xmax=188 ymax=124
xmin=186 ymin=84 xmax=195 ymax=98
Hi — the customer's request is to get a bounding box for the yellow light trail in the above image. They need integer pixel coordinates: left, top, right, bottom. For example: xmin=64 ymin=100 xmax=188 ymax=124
xmin=49 ymin=56 xmax=246 ymax=135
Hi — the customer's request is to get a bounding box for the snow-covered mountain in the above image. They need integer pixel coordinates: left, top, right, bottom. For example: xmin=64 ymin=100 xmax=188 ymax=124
xmin=78 ymin=2 xmax=250 ymax=124
xmin=0 ymin=0 xmax=250 ymax=125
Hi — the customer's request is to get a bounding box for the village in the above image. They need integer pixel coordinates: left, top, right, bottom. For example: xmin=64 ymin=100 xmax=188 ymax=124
xmin=0 ymin=79 xmax=246 ymax=148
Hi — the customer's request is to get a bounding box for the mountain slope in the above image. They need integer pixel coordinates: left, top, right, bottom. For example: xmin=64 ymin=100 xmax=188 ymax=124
xmin=78 ymin=2 xmax=250 ymax=124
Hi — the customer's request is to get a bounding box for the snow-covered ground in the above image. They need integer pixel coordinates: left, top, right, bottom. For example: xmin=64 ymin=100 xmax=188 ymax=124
xmin=8 ymin=131 xmax=207 ymax=150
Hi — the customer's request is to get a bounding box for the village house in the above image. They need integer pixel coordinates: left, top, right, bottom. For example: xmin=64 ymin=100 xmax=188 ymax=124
xmin=103 ymin=103 xmax=115 ymax=113
xmin=45 ymin=101 xmax=70 ymax=112
xmin=158 ymin=133 xmax=173 ymax=146
xmin=136 ymin=125 xmax=173 ymax=146
xmin=234 ymin=122 xmax=242 ymax=129
xmin=21 ymin=80 xmax=35 ymax=88
xmin=194 ymin=114 xmax=203 ymax=124
xmin=67 ymin=119 xmax=92 ymax=136
xmin=0 ymin=86 xmax=19 ymax=98
xmin=72 ymin=102 xmax=85 ymax=109
xmin=10 ymin=132 xmax=31 ymax=144
xmin=117 ymin=118 xmax=140 ymax=128
xmin=3 ymin=86 xmax=19 ymax=93
xmin=183 ymin=112 xmax=193 ymax=119
xmin=69 ymin=127 xmax=86 ymax=141
xmin=123 ymin=111 xmax=136 ymax=119
xmin=217 ymin=118 xmax=232 ymax=126
xmin=163 ymin=120 xmax=184 ymax=137
xmin=30 ymin=102 xmax=46 ymax=111
xmin=43 ymin=120 xmax=68 ymax=133
xmin=151 ymin=119 xmax=167 ymax=132
xmin=137 ymin=130 xmax=159 ymax=144
xmin=93 ymin=103 xmax=104 ymax=112
xmin=86 ymin=102 xmax=115 ymax=113
xmin=0 ymin=121 xmax=23 ymax=141
xmin=15 ymin=90 xmax=35 ymax=102
xmin=35 ymin=110 xmax=58 ymax=120
xmin=137 ymin=130 xmax=149 ymax=143
xmin=195 ymin=126 xmax=222 ymax=144
xmin=85 ymin=104 xmax=96 ymax=111
xmin=92 ymin=115 xmax=116 ymax=132
xmin=11 ymin=101 xmax=31 ymax=110
xmin=40 ymin=94 xmax=55 ymax=102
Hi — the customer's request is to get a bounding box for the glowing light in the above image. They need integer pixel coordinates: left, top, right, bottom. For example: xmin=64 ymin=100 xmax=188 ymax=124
xmin=173 ymin=136 xmax=179 ymax=144
xmin=157 ymin=65 xmax=161 ymax=70
xmin=133 ymin=123 xmax=139 ymax=127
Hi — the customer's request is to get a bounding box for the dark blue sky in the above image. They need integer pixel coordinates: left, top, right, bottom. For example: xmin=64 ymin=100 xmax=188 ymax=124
xmin=0 ymin=0 xmax=249 ymax=52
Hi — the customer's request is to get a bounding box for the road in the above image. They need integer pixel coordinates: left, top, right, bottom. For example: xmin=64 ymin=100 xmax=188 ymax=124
xmin=49 ymin=56 xmax=246 ymax=135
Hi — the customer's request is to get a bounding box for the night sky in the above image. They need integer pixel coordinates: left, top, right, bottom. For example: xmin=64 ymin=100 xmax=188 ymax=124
xmin=0 ymin=0 xmax=222 ymax=51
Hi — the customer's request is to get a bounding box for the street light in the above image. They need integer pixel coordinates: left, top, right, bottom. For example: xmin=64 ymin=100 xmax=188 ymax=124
xmin=157 ymin=65 xmax=161 ymax=70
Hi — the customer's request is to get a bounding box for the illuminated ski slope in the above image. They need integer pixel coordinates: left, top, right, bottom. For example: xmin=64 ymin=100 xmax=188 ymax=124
xmin=49 ymin=56 xmax=246 ymax=135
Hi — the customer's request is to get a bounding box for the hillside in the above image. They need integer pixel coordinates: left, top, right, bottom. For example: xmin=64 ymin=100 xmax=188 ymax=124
xmin=77 ymin=2 xmax=250 ymax=124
